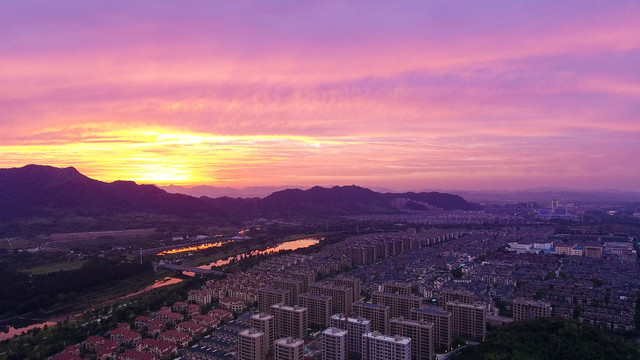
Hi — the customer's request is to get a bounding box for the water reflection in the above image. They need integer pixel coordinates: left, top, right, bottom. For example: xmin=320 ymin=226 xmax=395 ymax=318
xmin=115 ymin=277 xmax=183 ymax=301
xmin=198 ymin=237 xmax=321 ymax=270
xmin=0 ymin=321 xmax=56 ymax=341
xmin=0 ymin=277 xmax=183 ymax=341
xmin=157 ymin=241 xmax=229 ymax=256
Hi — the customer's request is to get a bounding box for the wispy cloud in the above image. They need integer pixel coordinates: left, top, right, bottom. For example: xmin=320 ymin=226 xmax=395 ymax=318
xmin=1 ymin=1 xmax=639 ymax=190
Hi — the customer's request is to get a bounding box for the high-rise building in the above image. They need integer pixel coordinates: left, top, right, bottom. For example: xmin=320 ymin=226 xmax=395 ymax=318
xmin=440 ymin=289 xmax=475 ymax=305
xmin=237 ymin=328 xmax=264 ymax=360
xmin=322 ymin=327 xmax=348 ymax=360
xmin=444 ymin=301 xmax=486 ymax=341
xmin=274 ymin=337 xmax=304 ymax=360
xmin=362 ymin=332 xmax=411 ymax=360
xmin=372 ymin=292 xmax=423 ymax=319
xmin=330 ymin=314 xmax=371 ymax=357
xmin=271 ymin=304 xmax=308 ymax=340
xmin=389 ymin=317 xmax=434 ymax=360
xmin=309 ymin=282 xmax=354 ymax=315
xmin=334 ymin=276 xmax=362 ymax=301
xmin=352 ymin=301 xmax=390 ymax=334
xmin=274 ymin=278 xmax=305 ymax=306
xmin=298 ymin=293 xmax=332 ymax=328
xmin=289 ymin=272 xmax=316 ymax=294
xmin=258 ymin=288 xmax=288 ymax=313
xmin=250 ymin=312 xmax=274 ymax=355
xmin=512 ymin=298 xmax=552 ymax=322
xmin=410 ymin=306 xmax=452 ymax=350
xmin=383 ymin=282 xmax=413 ymax=296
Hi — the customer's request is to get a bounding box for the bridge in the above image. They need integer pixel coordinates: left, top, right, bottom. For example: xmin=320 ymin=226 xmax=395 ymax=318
xmin=157 ymin=263 xmax=225 ymax=276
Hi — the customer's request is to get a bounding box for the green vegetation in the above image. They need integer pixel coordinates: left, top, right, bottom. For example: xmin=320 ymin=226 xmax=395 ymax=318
xmin=0 ymin=259 xmax=153 ymax=319
xmin=451 ymin=267 xmax=464 ymax=279
xmin=0 ymin=277 xmax=202 ymax=360
xmin=454 ymin=318 xmax=640 ymax=360
xmin=19 ymin=260 xmax=88 ymax=275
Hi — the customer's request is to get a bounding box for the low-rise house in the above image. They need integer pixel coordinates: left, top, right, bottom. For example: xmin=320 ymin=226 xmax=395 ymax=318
xmin=172 ymin=301 xmax=188 ymax=313
xmin=110 ymin=328 xmax=142 ymax=347
xmin=190 ymin=314 xmax=221 ymax=329
xmin=219 ymin=297 xmax=246 ymax=313
xmin=146 ymin=319 xmax=165 ymax=336
xmin=85 ymin=336 xmax=106 ymax=353
xmin=159 ymin=330 xmax=192 ymax=348
xmin=97 ymin=348 xmax=116 ymax=360
xmin=136 ymin=339 xmax=178 ymax=360
xmin=175 ymin=321 xmax=207 ymax=337
xmin=188 ymin=289 xmax=213 ymax=306
xmin=186 ymin=304 xmax=202 ymax=318
xmin=208 ymin=309 xmax=233 ymax=322
xmin=53 ymin=353 xmax=82 ymax=360
xmin=62 ymin=344 xmax=81 ymax=356
xmin=153 ymin=310 xmax=184 ymax=326
xmin=117 ymin=350 xmax=155 ymax=360
xmin=135 ymin=316 xmax=152 ymax=329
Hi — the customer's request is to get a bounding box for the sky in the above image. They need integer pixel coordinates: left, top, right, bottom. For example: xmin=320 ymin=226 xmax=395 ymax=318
xmin=1 ymin=1 xmax=639 ymax=191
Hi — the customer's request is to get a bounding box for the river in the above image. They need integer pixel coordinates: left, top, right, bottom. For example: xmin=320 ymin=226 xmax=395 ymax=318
xmin=198 ymin=237 xmax=322 ymax=269
xmin=0 ymin=276 xmax=183 ymax=342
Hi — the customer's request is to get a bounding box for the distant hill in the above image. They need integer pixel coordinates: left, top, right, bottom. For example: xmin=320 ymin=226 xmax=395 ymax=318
xmin=160 ymin=184 xmax=395 ymax=199
xmin=160 ymin=184 xmax=304 ymax=199
xmin=0 ymin=165 xmax=222 ymax=221
xmin=0 ymin=165 xmax=480 ymax=235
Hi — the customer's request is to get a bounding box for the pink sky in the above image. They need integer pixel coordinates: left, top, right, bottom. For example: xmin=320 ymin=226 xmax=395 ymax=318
xmin=1 ymin=1 xmax=639 ymax=191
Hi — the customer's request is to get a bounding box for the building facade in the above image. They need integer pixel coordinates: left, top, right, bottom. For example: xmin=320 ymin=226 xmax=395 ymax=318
xmin=322 ymin=327 xmax=348 ymax=360
xmin=362 ymin=332 xmax=411 ymax=360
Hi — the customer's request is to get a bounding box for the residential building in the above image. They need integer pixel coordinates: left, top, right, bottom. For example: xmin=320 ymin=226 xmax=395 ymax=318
xmin=289 ymin=272 xmax=316 ymax=293
xmin=334 ymin=276 xmax=363 ymax=300
xmin=389 ymin=317 xmax=434 ymax=360
xmin=274 ymin=278 xmax=305 ymax=306
xmin=188 ymin=289 xmax=213 ymax=306
xmin=352 ymin=301 xmax=390 ymax=334
xmin=410 ymin=306 xmax=452 ymax=350
xmin=274 ymin=337 xmax=304 ymax=360
xmin=220 ymin=297 xmax=247 ymax=313
xmin=440 ymin=289 xmax=475 ymax=305
xmin=298 ymin=293 xmax=332 ymax=328
xmin=323 ymin=327 xmax=348 ymax=360
xmin=271 ymin=304 xmax=308 ymax=340
xmin=444 ymin=301 xmax=486 ymax=341
xmin=362 ymin=332 xmax=411 ymax=360
xmin=383 ymin=282 xmax=413 ymax=296
xmin=135 ymin=339 xmax=178 ymax=360
xmin=251 ymin=312 xmax=275 ymax=355
xmin=512 ymin=298 xmax=552 ymax=322
xmin=258 ymin=288 xmax=287 ymax=313
xmin=330 ymin=314 xmax=371 ymax=357
xmin=237 ymin=328 xmax=265 ymax=360
xmin=309 ymin=282 xmax=354 ymax=315
xmin=584 ymin=246 xmax=603 ymax=258
xmin=110 ymin=328 xmax=141 ymax=347
xmin=159 ymin=330 xmax=192 ymax=348
xmin=372 ymin=292 xmax=423 ymax=319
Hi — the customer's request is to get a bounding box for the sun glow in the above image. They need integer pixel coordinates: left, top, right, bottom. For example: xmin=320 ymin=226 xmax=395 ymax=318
xmin=0 ymin=125 xmax=338 ymax=186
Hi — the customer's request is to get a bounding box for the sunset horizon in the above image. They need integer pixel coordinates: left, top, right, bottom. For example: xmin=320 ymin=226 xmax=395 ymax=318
xmin=2 ymin=1 xmax=639 ymax=191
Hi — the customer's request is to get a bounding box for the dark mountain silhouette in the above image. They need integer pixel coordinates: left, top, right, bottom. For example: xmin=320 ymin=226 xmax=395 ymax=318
xmin=0 ymin=165 xmax=221 ymax=221
xmin=255 ymin=186 xmax=481 ymax=215
xmin=0 ymin=165 xmax=480 ymax=235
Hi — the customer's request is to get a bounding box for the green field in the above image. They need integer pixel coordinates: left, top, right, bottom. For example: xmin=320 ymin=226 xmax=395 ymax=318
xmin=19 ymin=260 xmax=88 ymax=275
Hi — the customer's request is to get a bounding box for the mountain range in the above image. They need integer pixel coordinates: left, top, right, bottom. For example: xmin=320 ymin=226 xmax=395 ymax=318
xmin=0 ymin=165 xmax=480 ymax=236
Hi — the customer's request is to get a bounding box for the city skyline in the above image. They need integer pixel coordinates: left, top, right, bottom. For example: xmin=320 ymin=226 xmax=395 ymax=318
xmin=2 ymin=1 xmax=639 ymax=191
